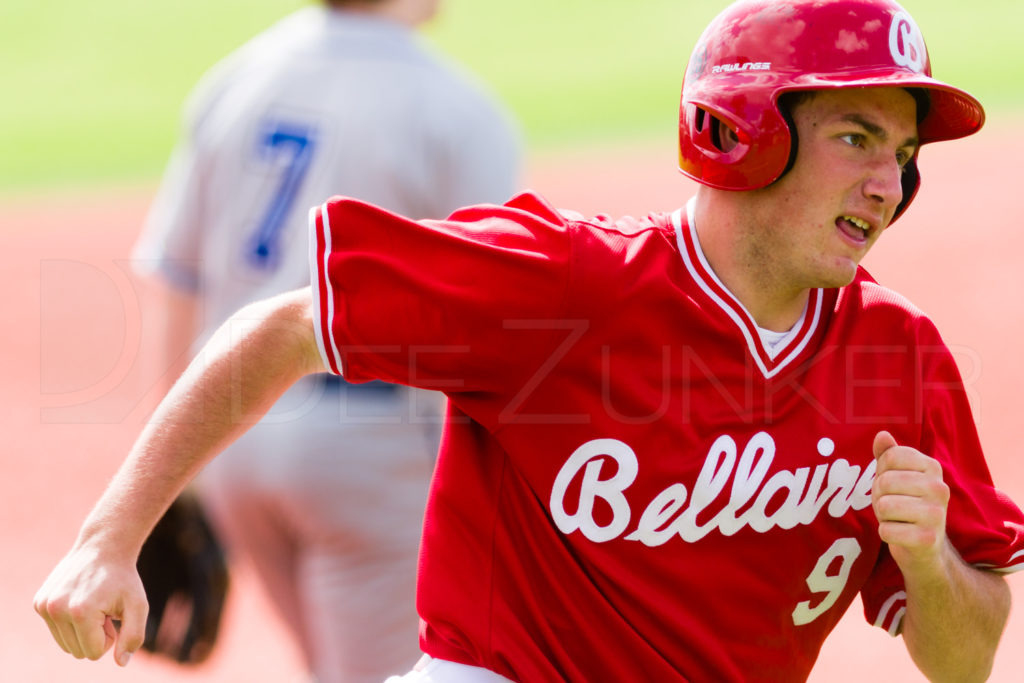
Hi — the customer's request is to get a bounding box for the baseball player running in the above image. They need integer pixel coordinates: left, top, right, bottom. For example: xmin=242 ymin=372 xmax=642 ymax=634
xmin=35 ymin=1 xmax=1024 ymax=681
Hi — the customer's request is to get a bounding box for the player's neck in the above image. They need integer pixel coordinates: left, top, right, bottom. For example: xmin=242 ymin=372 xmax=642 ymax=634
xmin=692 ymin=191 xmax=810 ymax=333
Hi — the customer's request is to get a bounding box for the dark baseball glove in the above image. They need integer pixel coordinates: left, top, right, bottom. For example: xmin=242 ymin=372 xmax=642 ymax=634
xmin=136 ymin=490 xmax=230 ymax=664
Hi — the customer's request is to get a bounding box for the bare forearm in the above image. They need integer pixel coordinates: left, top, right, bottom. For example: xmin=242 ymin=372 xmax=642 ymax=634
xmin=75 ymin=287 xmax=323 ymax=557
xmin=36 ymin=287 xmax=324 ymax=665
xmin=901 ymin=543 xmax=1010 ymax=682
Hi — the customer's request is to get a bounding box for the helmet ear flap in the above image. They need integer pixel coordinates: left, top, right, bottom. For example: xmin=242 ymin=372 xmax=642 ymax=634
xmin=680 ymin=90 xmax=793 ymax=190
xmin=689 ymin=105 xmax=743 ymax=156
xmin=681 ymin=103 xmax=770 ymax=188
xmin=689 ymin=105 xmax=718 ymax=153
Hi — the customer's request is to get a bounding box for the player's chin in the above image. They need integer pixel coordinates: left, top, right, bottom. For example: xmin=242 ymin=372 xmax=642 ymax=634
xmin=814 ymin=263 xmax=860 ymax=290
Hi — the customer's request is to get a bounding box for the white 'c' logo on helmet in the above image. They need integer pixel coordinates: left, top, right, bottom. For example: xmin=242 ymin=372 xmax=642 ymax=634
xmin=889 ymin=11 xmax=926 ymax=72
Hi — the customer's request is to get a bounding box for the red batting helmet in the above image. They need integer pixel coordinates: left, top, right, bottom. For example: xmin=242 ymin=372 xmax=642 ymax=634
xmin=679 ymin=0 xmax=984 ymax=219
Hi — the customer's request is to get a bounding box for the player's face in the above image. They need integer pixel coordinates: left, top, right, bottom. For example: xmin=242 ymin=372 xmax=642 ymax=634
xmin=741 ymin=87 xmax=919 ymax=291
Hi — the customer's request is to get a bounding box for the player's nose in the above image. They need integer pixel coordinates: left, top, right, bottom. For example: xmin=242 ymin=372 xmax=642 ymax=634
xmin=862 ymin=156 xmax=904 ymax=211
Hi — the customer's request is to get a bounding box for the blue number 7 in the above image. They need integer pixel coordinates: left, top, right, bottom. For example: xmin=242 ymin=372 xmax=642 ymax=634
xmin=246 ymin=121 xmax=317 ymax=269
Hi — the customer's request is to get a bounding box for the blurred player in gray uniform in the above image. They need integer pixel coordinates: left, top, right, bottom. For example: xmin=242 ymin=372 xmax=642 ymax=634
xmin=132 ymin=1 xmax=521 ymax=681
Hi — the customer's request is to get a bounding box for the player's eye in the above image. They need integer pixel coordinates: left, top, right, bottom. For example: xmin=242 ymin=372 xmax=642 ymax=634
xmin=839 ymin=133 xmax=865 ymax=148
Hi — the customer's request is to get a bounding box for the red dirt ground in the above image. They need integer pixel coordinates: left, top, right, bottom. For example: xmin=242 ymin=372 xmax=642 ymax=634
xmin=5 ymin=117 xmax=1024 ymax=681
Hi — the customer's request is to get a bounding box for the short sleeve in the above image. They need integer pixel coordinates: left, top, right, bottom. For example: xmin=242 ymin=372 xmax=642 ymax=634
xmin=859 ymin=319 xmax=1024 ymax=635
xmin=859 ymin=547 xmax=909 ymax=636
xmin=308 ymin=192 xmax=572 ymax=399
xmin=918 ymin=335 xmax=1024 ymax=570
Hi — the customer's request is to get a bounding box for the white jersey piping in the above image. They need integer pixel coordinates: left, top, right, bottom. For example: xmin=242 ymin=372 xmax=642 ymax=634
xmin=671 ymin=198 xmax=823 ymax=379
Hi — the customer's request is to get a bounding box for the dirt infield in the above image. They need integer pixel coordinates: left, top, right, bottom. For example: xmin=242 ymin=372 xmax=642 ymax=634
xmin=6 ymin=118 xmax=1024 ymax=681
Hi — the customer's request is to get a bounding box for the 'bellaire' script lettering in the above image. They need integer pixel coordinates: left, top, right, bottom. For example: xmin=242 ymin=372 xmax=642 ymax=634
xmin=549 ymin=432 xmax=874 ymax=545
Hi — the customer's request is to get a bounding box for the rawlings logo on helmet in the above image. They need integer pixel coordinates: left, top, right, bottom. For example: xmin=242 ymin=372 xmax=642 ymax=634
xmin=711 ymin=62 xmax=772 ymax=74
xmin=889 ymin=11 xmax=926 ymax=72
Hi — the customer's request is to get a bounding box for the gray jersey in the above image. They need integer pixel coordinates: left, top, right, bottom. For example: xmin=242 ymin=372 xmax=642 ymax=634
xmin=132 ymin=9 xmax=520 ymax=682
xmin=135 ymin=7 xmax=521 ymax=343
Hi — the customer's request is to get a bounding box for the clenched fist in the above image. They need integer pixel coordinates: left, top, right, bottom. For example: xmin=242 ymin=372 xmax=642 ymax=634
xmin=33 ymin=543 xmax=148 ymax=667
xmin=871 ymin=430 xmax=951 ymax=570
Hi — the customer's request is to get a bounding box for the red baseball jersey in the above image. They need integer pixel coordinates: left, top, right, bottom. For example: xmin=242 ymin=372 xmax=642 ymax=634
xmin=309 ymin=192 xmax=1024 ymax=682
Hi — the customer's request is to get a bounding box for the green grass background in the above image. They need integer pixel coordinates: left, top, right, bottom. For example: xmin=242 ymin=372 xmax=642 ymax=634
xmin=2 ymin=0 xmax=1020 ymax=192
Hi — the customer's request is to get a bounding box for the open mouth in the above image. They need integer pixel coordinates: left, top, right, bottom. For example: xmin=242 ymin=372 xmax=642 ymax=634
xmin=836 ymin=215 xmax=871 ymax=243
